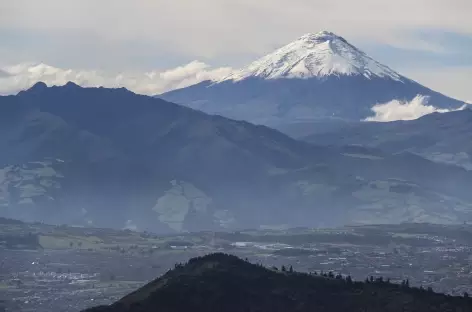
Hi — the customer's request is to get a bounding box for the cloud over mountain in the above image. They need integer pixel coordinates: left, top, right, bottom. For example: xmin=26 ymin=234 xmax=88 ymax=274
xmin=365 ymin=95 xmax=468 ymax=122
xmin=0 ymin=61 xmax=233 ymax=95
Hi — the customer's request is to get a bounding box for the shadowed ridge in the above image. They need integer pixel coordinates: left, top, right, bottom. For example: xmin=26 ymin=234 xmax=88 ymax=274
xmin=17 ymin=81 xmax=139 ymax=98
xmin=16 ymin=81 xmax=48 ymax=96
xmin=84 ymin=253 xmax=472 ymax=312
xmin=29 ymin=81 xmax=48 ymax=90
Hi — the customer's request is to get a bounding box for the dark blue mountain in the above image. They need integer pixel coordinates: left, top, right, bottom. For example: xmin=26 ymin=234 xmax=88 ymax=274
xmin=2 ymin=83 xmax=472 ymax=231
xmin=160 ymin=32 xmax=465 ymax=129
xmin=305 ymin=109 xmax=472 ymax=170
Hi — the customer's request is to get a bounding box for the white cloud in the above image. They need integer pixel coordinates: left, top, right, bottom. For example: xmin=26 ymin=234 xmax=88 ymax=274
xmin=365 ymin=95 xmax=468 ymax=122
xmin=1 ymin=1 xmax=471 ymax=100
xmin=153 ymin=61 xmax=233 ymax=93
xmin=0 ymin=62 xmax=234 ymax=96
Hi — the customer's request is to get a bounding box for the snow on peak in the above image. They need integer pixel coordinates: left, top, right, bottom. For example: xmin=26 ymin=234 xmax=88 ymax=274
xmin=299 ymin=31 xmax=345 ymax=42
xmin=218 ymin=31 xmax=404 ymax=82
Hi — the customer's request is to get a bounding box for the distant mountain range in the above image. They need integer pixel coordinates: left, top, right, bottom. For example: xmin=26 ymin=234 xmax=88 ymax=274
xmin=84 ymin=253 xmax=472 ymax=312
xmin=160 ymin=31 xmax=465 ymax=129
xmin=1 ymin=83 xmax=472 ymax=231
xmin=305 ymin=109 xmax=472 ymax=170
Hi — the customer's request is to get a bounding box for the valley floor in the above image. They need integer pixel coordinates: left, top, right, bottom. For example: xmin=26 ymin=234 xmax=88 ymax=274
xmin=1 ymin=222 xmax=472 ymax=311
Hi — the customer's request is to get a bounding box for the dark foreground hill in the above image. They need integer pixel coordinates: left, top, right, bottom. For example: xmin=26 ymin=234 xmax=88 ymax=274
xmin=85 ymin=253 xmax=472 ymax=312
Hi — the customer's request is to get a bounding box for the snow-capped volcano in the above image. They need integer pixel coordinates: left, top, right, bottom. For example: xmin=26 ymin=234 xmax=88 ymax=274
xmin=160 ymin=31 xmax=465 ymax=130
xmin=219 ymin=31 xmax=404 ymax=82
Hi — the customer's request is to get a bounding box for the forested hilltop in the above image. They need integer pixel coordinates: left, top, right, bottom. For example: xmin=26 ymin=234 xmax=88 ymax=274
xmin=85 ymin=253 xmax=472 ymax=312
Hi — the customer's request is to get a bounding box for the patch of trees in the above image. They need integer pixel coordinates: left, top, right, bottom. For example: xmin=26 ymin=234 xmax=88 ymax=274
xmin=1 ymin=233 xmax=40 ymax=249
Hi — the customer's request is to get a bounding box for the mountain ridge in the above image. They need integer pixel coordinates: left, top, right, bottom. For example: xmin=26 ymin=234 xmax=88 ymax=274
xmin=160 ymin=31 xmax=465 ymax=127
xmin=304 ymin=108 xmax=472 ymax=170
xmin=3 ymin=83 xmax=472 ymax=231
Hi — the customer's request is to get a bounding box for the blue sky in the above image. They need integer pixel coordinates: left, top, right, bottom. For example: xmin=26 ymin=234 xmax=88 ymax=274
xmin=0 ymin=0 xmax=471 ymax=100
